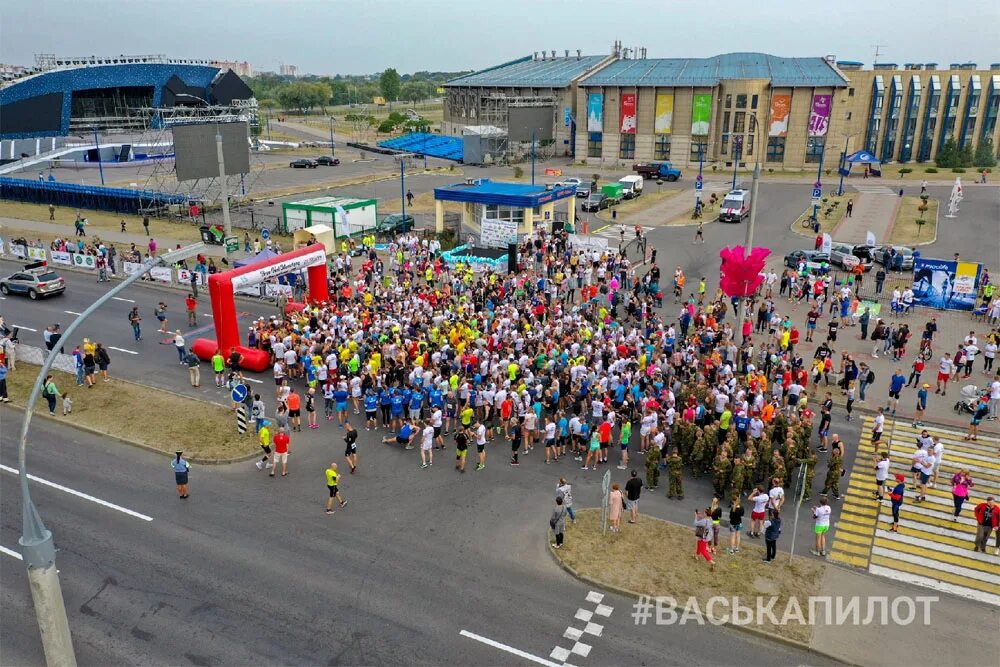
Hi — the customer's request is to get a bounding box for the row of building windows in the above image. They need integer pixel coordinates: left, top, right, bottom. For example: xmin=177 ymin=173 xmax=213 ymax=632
xmin=583 ymin=132 xmax=835 ymax=164
xmin=724 ymin=93 xmax=759 ymax=110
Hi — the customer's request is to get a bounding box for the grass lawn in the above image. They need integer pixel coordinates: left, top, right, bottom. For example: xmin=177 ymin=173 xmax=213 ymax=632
xmin=0 ymin=201 xmax=203 ymax=243
xmin=889 ymin=195 xmax=939 ymax=246
xmin=7 ymin=364 xmax=258 ymax=461
xmin=790 ymin=194 xmax=849 ymax=237
xmin=380 ymin=190 xmax=462 ymax=215
xmin=595 ymin=189 xmax=682 ymax=222
xmin=554 ymin=508 xmax=825 ymax=644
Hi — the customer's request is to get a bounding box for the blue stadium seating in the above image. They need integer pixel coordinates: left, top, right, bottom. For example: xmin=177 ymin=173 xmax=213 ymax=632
xmin=1 ymin=177 xmax=187 ymax=215
xmin=377 ymin=133 xmax=463 ymax=162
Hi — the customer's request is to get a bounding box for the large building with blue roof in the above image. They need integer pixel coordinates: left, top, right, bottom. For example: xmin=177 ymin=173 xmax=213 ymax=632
xmin=446 ymin=47 xmax=1000 ymax=168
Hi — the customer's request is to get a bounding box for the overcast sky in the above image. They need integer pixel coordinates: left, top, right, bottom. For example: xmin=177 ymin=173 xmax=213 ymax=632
xmin=2 ymin=0 xmax=997 ymax=75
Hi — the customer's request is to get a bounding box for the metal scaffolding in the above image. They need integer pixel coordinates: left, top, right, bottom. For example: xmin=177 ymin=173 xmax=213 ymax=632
xmin=474 ymin=91 xmax=559 ymax=165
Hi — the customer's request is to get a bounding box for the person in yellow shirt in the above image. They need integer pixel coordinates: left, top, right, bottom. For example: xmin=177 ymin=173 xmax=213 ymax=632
xmin=257 ymin=423 xmax=272 ymax=471
xmin=325 ymin=462 xmax=348 ymax=514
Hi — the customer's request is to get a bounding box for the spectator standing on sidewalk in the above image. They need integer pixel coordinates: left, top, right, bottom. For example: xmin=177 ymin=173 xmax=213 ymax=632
xmin=912 ymin=383 xmax=929 ymax=427
xmin=549 ymin=497 xmax=567 ymax=549
xmin=762 ymin=510 xmax=781 ymax=563
xmin=0 ymin=361 xmax=9 ymax=403
xmin=989 ymin=374 xmax=1000 ymax=420
xmin=728 ymin=497 xmax=744 ymax=555
xmin=694 ymin=509 xmax=715 ymax=568
xmin=624 ymin=470 xmax=642 ymax=524
xmin=185 ymin=294 xmax=197 ymax=327
xmin=556 ymin=477 xmax=576 ymax=524
xmin=184 ymin=349 xmax=201 ymax=387
xmin=172 ymin=451 xmax=190 ymax=499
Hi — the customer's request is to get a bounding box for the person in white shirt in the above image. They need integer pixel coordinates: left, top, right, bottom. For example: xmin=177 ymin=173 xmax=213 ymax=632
xmin=910 ymin=443 xmax=926 ymax=489
xmin=872 ymin=408 xmax=885 ymax=448
xmin=930 ymin=437 xmax=945 ymax=488
xmin=873 ymin=453 xmax=891 ymax=500
xmin=419 ymin=422 xmax=434 ymax=468
xmin=748 ymin=487 xmax=770 ymax=537
xmin=935 ymin=353 xmax=954 ymax=395
xmin=989 ymin=375 xmax=1000 ymax=420
xmin=768 ymin=479 xmax=785 ymax=515
xmin=915 ymin=450 xmax=935 ymax=503
xmin=812 ymin=497 xmax=832 ymax=557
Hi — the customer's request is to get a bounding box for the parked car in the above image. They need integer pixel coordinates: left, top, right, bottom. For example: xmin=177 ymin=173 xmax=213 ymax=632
xmin=581 ymin=193 xmax=611 ymax=212
xmin=829 ymin=243 xmax=862 ymax=270
xmin=554 ymin=177 xmax=582 ymax=188
xmin=575 ymin=182 xmax=592 ymax=197
xmin=376 ymin=214 xmax=415 ymax=235
xmin=289 ymin=159 xmax=318 ymax=169
xmin=784 ymin=250 xmax=831 ymax=269
xmin=719 ymin=188 xmax=752 ymax=223
xmin=315 ymin=156 xmax=340 ymax=166
xmin=0 ymin=262 xmax=65 ymax=300
xmin=873 ymin=245 xmax=915 ymax=271
xmin=851 ymin=244 xmax=877 ymax=268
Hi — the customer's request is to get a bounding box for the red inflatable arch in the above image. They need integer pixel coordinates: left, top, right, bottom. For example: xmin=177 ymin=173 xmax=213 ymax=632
xmin=190 ymin=243 xmax=329 ymax=372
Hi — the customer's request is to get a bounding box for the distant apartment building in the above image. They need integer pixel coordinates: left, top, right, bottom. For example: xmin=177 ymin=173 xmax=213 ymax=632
xmin=212 ymin=60 xmax=253 ymax=78
xmin=279 ymin=64 xmax=298 ymax=77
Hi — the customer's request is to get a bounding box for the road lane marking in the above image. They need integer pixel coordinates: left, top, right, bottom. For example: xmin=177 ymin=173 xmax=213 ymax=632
xmin=459 ymin=630 xmax=563 ymax=667
xmin=108 ymin=346 xmax=138 ymax=355
xmin=244 ymin=377 xmax=263 ymax=384
xmin=64 ymin=310 xmax=82 ymax=316
xmin=112 ymin=297 xmax=135 ymax=303
xmin=13 ymin=325 xmax=37 ymax=332
xmin=0 ymin=464 xmax=153 ymax=522
xmin=202 ymin=313 xmax=213 ymax=317
xmin=0 ymin=545 xmax=23 ymax=560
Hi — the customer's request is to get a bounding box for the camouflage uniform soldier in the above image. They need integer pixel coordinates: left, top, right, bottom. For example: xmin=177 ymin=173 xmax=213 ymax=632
xmin=712 ymin=452 xmax=732 ymax=498
xmin=666 ymin=448 xmax=684 ymax=499
xmin=822 ymin=448 xmax=843 ymax=499
xmin=800 ymin=449 xmax=818 ymax=501
xmin=729 ymin=457 xmax=748 ymax=501
xmin=756 ymin=443 xmax=773 ymax=484
xmin=645 ymin=445 xmax=660 ymax=489
xmin=690 ymin=428 xmax=708 ymax=478
xmin=771 ymin=450 xmax=786 ymax=488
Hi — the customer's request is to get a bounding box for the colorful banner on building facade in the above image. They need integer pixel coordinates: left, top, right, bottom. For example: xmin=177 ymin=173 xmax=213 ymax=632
xmin=587 ymin=93 xmax=604 ymax=132
xmin=654 ymin=93 xmax=674 ymax=134
xmin=768 ymin=94 xmax=791 ymax=137
xmin=620 ymin=93 xmax=637 ymax=134
xmin=691 ymin=94 xmax=712 ymax=135
xmin=911 ymin=257 xmax=982 ymax=311
xmin=808 ymin=94 xmax=832 ymax=137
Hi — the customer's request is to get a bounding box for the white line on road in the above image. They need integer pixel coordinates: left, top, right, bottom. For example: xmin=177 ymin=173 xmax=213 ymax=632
xmin=112 ymin=296 xmax=135 ymax=303
xmin=64 ymin=310 xmax=82 ymax=316
xmin=0 ymin=464 xmax=153 ymax=522
xmin=0 ymin=544 xmax=23 ymax=560
xmin=108 ymin=346 xmax=138 ymax=355
xmin=202 ymin=313 xmax=213 ymax=317
xmin=459 ymin=630 xmax=563 ymax=667
xmin=244 ymin=377 xmax=263 ymax=384
xmin=13 ymin=325 xmax=37 ymax=332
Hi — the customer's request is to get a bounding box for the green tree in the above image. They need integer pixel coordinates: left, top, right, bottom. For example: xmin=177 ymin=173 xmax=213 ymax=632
xmin=973 ymin=137 xmax=998 ymax=168
xmin=377 ymin=119 xmax=397 ymax=134
xmin=345 ymin=113 xmax=377 ymax=141
xmin=957 ymin=143 xmax=974 ymax=168
xmin=935 ymin=138 xmax=960 ymax=168
xmin=400 ymin=80 xmax=431 ymax=103
xmin=380 ymin=68 xmax=402 ymax=103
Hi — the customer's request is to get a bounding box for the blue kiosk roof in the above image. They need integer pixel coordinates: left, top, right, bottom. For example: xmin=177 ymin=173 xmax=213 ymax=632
xmin=434 ymin=179 xmax=576 ymax=207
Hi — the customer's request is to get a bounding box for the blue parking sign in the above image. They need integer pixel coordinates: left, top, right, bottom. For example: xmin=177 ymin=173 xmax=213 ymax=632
xmin=812 ymin=187 xmax=822 ymax=199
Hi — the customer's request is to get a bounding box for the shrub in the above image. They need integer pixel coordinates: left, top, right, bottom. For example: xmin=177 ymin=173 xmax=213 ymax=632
xmin=915 ymin=219 xmax=927 ymax=237
xmin=825 ymin=168 xmax=832 ymax=176
xmin=711 ymin=165 xmax=718 ymax=172
xmin=924 ymin=167 xmax=938 ymax=173
xmin=513 ymin=166 xmax=524 ymax=179
xmin=899 ymin=167 xmax=913 ymax=175
xmin=951 ymin=167 xmax=966 ymax=173
xmin=768 ymin=168 xmax=774 ymax=173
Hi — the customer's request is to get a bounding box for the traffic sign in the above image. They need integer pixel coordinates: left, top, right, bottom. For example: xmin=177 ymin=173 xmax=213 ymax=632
xmin=696 ymin=181 xmax=704 ymax=191
xmin=224 ymin=236 xmax=240 ymax=252
xmin=236 ymin=404 xmax=249 ymax=435
xmin=261 ymin=228 xmax=270 ymax=240
xmin=231 ymin=383 xmax=248 ymax=404
xmin=695 ymin=174 xmax=703 ymax=183
xmin=812 ymin=187 xmax=823 ymax=199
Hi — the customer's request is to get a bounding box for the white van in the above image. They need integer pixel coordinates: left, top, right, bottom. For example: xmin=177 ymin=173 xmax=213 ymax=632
xmin=719 ymin=188 xmax=751 ymax=223
xmin=618 ymin=175 xmax=644 ymax=200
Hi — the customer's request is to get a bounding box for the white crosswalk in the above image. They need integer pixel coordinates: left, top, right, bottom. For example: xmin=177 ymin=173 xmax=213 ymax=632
xmin=594 ymin=224 xmax=654 ymax=239
xmin=852 ymin=185 xmax=896 ymax=195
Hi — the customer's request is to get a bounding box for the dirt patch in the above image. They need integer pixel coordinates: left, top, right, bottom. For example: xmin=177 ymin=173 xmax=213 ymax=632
xmin=0 ymin=201 xmax=203 ymax=243
xmin=789 ymin=194 xmax=850 ymax=237
xmin=889 ymin=195 xmax=939 ymax=245
xmin=594 ymin=189 xmax=682 ymax=222
xmin=7 ymin=364 xmax=257 ymax=462
xmin=380 ymin=190 xmax=462 ymax=215
xmin=553 ymin=508 xmax=825 ymax=644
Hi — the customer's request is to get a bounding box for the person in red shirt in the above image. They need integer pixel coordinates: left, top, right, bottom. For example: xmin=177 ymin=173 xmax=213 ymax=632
xmin=597 ymin=418 xmax=612 ymax=464
xmin=906 ymin=358 xmax=925 ymax=388
xmin=286 ymin=389 xmax=302 ymax=432
xmin=271 ymin=427 xmax=290 ymax=477
xmin=185 ymin=294 xmax=197 ymax=327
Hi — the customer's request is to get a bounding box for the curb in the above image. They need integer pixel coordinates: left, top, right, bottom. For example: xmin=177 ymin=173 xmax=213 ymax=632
xmin=544 ymin=519 xmax=860 ymax=667
xmin=881 ymin=194 xmax=904 ymax=242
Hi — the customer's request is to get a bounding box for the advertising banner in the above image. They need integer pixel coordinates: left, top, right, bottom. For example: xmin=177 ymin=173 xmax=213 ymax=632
xmin=691 ymin=94 xmax=712 ymax=135
xmin=72 ymin=253 xmax=96 ymax=269
xmin=264 ymin=283 xmax=293 ymax=298
xmin=9 ymin=244 xmax=27 ymax=259
xmin=808 ymin=94 xmax=832 ymax=137
xmin=619 ymin=93 xmax=637 ymax=134
xmin=51 ymin=251 xmax=72 ymax=265
xmin=480 ymin=218 xmax=518 ymax=248
xmin=587 ymin=93 xmax=604 ymax=133
xmin=230 ymin=248 xmax=325 ymax=289
xmin=911 ymin=257 xmax=981 ymax=311
xmin=123 ymin=261 xmax=143 ymax=275
xmin=654 ymin=93 xmax=674 ymax=134
xmin=177 ymin=269 xmax=204 ymax=286
xmin=564 ymin=107 xmax=572 ymax=127
xmin=768 ymin=94 xmax=791 ymax=137
xmin=27 ymin=247 xmax=47 ymax=261
xmin=149 ymin=266 xmax=173 ymax=284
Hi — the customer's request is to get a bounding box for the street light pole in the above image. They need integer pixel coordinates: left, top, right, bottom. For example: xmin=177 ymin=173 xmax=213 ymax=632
xmin=731 ymin=139 xmax=741 ymax=190
xmin=329 ymin=117 xmax=335 ymax=156
xmin=16 ymin=243 xmax=205 ymax=667
xmin=531 ymin=129 xmax=536 ymax=186
xmin=216 ymin=127 xmax=234 ymax=261
xmin=92 ymin=128 xmax=105 ymax=185
xmin=738 ymin=114 xmax=762 ymax=325
xmin=837 ymin=132 xmax=855 ymax=196
xmin=400 ymin=157 xmax=406 ymax=222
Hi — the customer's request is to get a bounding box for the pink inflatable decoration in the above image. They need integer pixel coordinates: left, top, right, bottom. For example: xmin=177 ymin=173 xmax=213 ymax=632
xmin=719 ymin=245 xmax=771 ymax=298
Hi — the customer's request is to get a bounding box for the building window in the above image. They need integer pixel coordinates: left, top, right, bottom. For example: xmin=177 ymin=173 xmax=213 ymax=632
xmin=654 ymin=135 xmax=671 ymax=160
xmin=691 ymin=137 xmax=708 ymax=159
xmin=751 ymin=94 xmax=759 ymax=110
xmin=484 ymin=204 xmax=524 ymax=224
xmin=805 ymin=136 xmax=826 ymax=163
xmin=723 ymin=111 xmax=731 ymax=131
xmin=619 ymin=133 xmax=635 ymax=159
xmin=733 ymin=112 xmax=746 ymax=133
xmin=721 ymin=133 xmax=730 ymax=155
xmin=587 ymin=132 xmax=602 ymax=157
xmin=848 ymin=87 xmax=855 ymax=97
xmin=766 ymin=137 xmax=786 ymax=162
xmin=736 ymin=94 xmax=747 ymax=109
xmin=725 ymin=94 xmax=732 ymax=108
xmin=746 ymin=134 xmax=755 ymax=156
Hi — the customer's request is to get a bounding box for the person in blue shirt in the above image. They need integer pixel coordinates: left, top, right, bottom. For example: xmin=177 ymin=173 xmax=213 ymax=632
xmin=379 ymin=388 xmax=392 ymax=427
xmin=382 ymin=419 xmax=415 ymax=449
xmin=734 ymin=412 xmax=750 ymax=445
xmin=364 ymin=390 xmax=379 ymax=430
xmin=887 ymin=473 xmax=905 ymax=532
xmin=429 ymin=386 xmax=443 ymax=409
xmin=913 ymin=383 xmax=929 ymax=428
xmin=390 ymin=390 xmax=406 ymax=431
xmin=887 ymin=368 xmax=906 ymax=413
xmin=557 ymin=411 xmax=569 ymax=458
xmin=171 ymin=451 xmax=190 ymax=499
xmin=333 ymin=384 xmax=350 ymax=427
xmin=409 ymin=387 xmax=425 ymax=421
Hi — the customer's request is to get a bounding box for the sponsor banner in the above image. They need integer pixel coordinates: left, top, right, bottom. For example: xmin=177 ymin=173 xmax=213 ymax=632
xmin=230 ymin=248 xmax=325 ymax=289
xmin=567 ymin=233 xmax=608 ymax=251
xmin=564 ymin=107 xmax=572 ymax=127
xmin=177 ymin=269 xmax=204 ymax=286
xmin=72 ymin=253 xmax=96 ymax=269
xmin=808 ymin=94 xmax=832 ymax=137
xmin=768 ymin=94 xmax=791 ymax=137
xmin=235 ymin=284 xmax=263 ymax=297
xmin=51 ymin=251 xmax=72 ymax=265
xmin=587 ymin=93 xmax=604 ymax=132
xmin=0 ymin=238 xmax=4 ymax=255
xmin=820 ymin=233 xmax=832 ymax=255
xmin=654 ymin=93 xmax=674 ymax=134
xmin=911 ymin=257 xmax=981 ymax=311
xmin=27 ymin=247 xmax=47 ymax=261
xmin=149 ymin=266 xmax=173 ymax=283
xmin=619 ymin=93 xmax=637 ymax=134
xmin=10 ymin=243 xmax=28 ymax=259
xmin=123 ymin=261 xmax=143 ymax=275
xmin=263 ymin=283 xmax=293 ymax=298
xmin=480 ymin=218 xmax=518 ymax=248
xmin=691 ymin=94 xmax=712 ymax=135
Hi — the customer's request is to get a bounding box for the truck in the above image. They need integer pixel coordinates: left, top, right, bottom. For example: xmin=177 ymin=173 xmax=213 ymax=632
xmin=718 ymin=188 xmax=752 ymax=223
xmin=618 ymin=175 xmax=644 ymax=199
xmin=632 ymin=161 xmax=682 ymax=181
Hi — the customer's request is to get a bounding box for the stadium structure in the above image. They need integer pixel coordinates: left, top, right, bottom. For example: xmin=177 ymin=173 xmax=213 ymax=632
xmin=0 ymin=54 xmax=259 ymax=213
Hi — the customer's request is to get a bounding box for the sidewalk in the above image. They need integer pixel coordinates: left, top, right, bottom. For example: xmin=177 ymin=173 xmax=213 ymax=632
xmin=831 ymin=191 xmax=902 ymax=244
